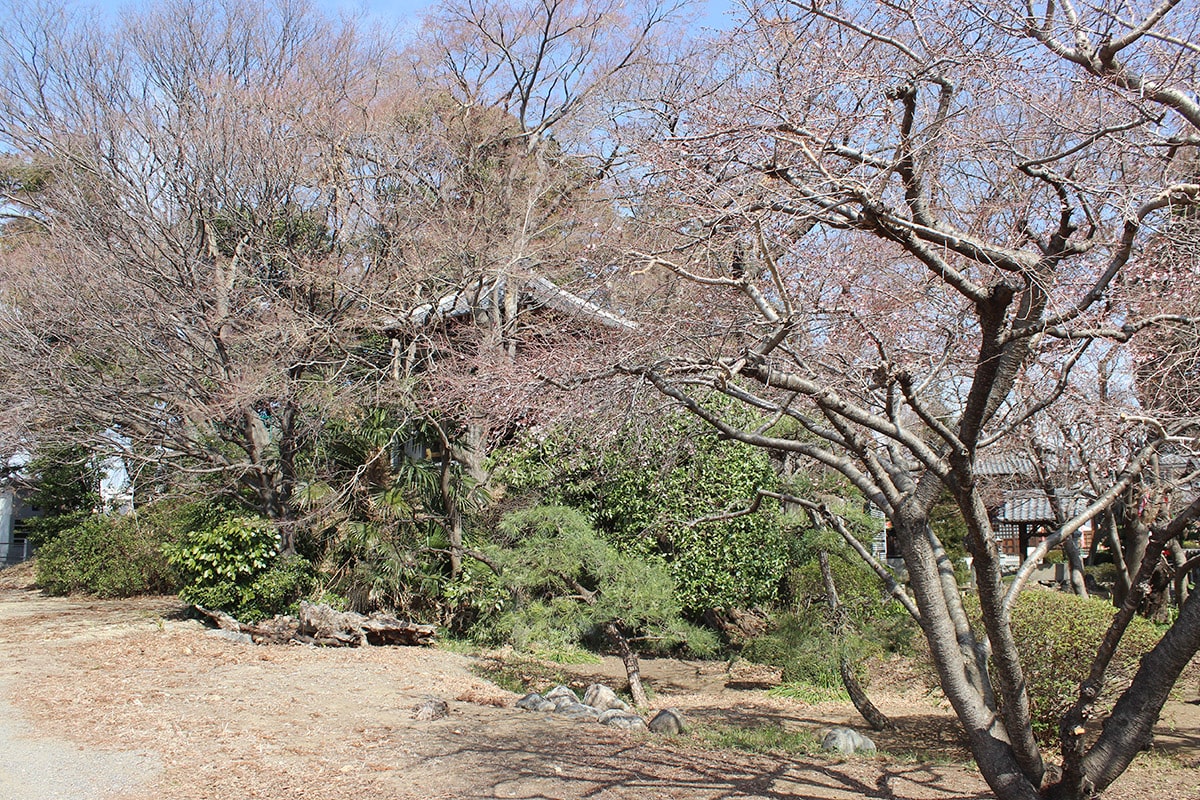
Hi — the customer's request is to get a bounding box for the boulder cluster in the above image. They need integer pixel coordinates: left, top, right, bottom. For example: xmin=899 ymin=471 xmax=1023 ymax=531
xmin=515 ymin=684 xmax=685 ymax=735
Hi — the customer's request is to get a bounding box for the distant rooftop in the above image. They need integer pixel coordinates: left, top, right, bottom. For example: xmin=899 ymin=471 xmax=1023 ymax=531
xmin=976 ymin=453 xmax=1034 ymax=477
xmin=995 ymin=490 xmax=1090 ymax=524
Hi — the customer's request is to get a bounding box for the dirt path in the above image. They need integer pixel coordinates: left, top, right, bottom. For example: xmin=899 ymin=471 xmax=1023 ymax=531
xmin=0 ymin=579 xmax=1197 ymax=799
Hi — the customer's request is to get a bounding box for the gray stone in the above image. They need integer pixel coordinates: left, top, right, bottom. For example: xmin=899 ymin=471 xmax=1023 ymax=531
xmin=412 ymin=697 xmax=449 ymax=721
xmin=583 ymin=683 xmax=630 ymax=711
xmin=515 ymin=692 xmax=556 ymax=712
xmin=598 ymin=709 xmax=647 ymax=731
xmin=647 ymin=708 xmax=686 ymax=735
xmin=544 ymin=685 xmax=580 ymax=704
xmin=556 ymin=702 xmax=601 ymax=720
xmin=205 ymin=628 xmax=253 ymax=645
xmin=550 ymin=694 xmax=581 ymax=711
xmin=821 ymin=726 xmax=876 ymax=756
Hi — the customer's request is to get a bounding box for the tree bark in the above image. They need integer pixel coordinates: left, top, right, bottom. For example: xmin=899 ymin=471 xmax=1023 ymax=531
xmin=439 ymin=454 xmax=462 ymax=577
xmin=1077 ymin=586 xmax=1200 ymax=795
xmin=604 ymin=620 xmax=649 ymax=707
xmin=894 ymin=513 xmax=1043 ymax=800
xmin=1107 ymin=514 xmax=1133 ymax=607
xmin=194 ymin=603 xmax=437 ymax=647
xmin=1063 ymin=533 xmax=1089 ymax=599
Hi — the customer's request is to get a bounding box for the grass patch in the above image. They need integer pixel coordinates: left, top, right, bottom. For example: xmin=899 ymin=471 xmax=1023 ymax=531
xmin=471 ymin=652 xmax=567 ymax=695
xmin=692 ymin=722 xmax=820 ymax=756
xmin=768 ymin=682 xmax=850 ymax=704
xmin=528 ymin=644 xmax=602 ymax=665
xmin=435 ymin=636 xmax=481 ymax=655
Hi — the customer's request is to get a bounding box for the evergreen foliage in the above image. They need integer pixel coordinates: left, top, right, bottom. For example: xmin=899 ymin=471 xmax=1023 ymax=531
xmin=492 ymin=405 xmax=790 ymax=613
xmin=999 ymin=590 xmax=1164 ymax=743
xmin=35 ymin=511 xmax=178 ymax=598
xmin=477 ymin=505 xmax=717 ymax=657
xmin=300 ymin=408 xmax=490 ymax=623
xmin=20 ymin=444 xmax=100 ymax=546
xmin=745 ymin=525 xmax=917 ymax=687
xmin=164 ymin=510 xmax=313 ymax=621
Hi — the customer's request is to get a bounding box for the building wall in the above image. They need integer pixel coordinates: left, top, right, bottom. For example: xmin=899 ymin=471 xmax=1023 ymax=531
xmin=0 ymin=489 xmax=14 ymax=563
xmin=0 ymin=487 xmax=35 ymax=565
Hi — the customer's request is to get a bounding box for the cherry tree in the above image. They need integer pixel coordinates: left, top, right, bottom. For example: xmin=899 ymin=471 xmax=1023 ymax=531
xmin=622 ymin=2 xmax=1200 ymax=798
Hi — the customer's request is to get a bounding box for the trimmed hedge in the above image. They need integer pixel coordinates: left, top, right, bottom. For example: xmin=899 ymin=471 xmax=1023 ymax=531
xmin=36 ymin=513 xmax=178 ymax=598
xmin=1002 ymin=589 xmax=1162 ymax=742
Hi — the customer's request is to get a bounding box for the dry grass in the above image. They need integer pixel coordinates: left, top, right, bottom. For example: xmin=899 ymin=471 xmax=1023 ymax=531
xmin=1 ymin=591 xmax=1197 ymax=800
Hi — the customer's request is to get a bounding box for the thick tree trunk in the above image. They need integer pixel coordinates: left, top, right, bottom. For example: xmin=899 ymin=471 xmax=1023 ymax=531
xmin=1119 ymin=500 xmax=1151 ymax=608
xmin=956 ymin=486 xmax=1045 ymax=788
xmin=894 ymin=512 xmax=1043 ymax=800
xmin=242 ymin=407 xmax=297 ymax=554
xmin=1107 ymin=515 xmax=1132 ymax=607
xmin=604 ymin=621 xmax=648 ymax=707
xmin=439 ymin=454 xmax=462 ymax=577
xmin=1173 ymin=549 xmax=1199 ymax=609
xmin=1137 ymin=555 xmax=1172 ymax=621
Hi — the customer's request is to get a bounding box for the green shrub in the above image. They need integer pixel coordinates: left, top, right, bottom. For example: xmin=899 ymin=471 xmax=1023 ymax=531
xmin=35 ymin=513 xmax=178 ymax=597
xmin=997 ymin=589 xmax=1162 ymax=742
xmin=474 ymin=505 xmax=718 ymax=658
xmin=742 ymin=611 xmax=846 ymax=688
xmin=491 ymin=404 xmax=792 ymax=614
xmin=1084 ymin=562 xmax=1119 ymax=586
xmin=164 ymin=514 xmax=312 ymax=621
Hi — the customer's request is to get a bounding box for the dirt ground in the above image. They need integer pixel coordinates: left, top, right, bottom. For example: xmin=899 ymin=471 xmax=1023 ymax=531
xmin=1 ymin=564 xmax=1198 ymax=800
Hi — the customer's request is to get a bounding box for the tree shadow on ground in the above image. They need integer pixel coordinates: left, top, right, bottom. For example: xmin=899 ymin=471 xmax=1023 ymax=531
xmin=399 ymin=706 xmax=991 ymax=800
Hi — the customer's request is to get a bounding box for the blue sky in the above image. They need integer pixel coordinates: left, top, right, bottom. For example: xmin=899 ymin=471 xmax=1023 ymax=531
xmin=84 ymin=0 xmax=740 ymax=33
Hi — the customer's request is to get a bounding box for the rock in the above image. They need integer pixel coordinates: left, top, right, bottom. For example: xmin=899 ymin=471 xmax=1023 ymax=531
xmin=556 ymin=703 xmax=601 ymax=720
xmin=647 ymin=708 xmax=686 ymax=735
xmin=515 ymin=692 xmax=556 ymax=712
xmin=598 ymin=709 xmax=647 ymax=731
xmin=545 ymin=685 xmax=584 ymax=710
xmin=550 ymin=694 xmax=581 ymax=711
xmin=544 ymin=685 xmax=580 ymax=704
xmin=413 ymin=697 xmax=449 ymax=721
xmin=583 ymin=684 xmax=630 ymax=711
xmin=821 ymin=727 xmax=876 ymax=755
xmin=205 ymin=628 xmax=253 ymax=645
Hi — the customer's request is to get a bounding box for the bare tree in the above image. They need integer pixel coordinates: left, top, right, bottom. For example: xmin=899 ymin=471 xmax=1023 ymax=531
xmin=0 ymin=0 xmax=692 ymax=568
xmin=0 ymin=0 xmax=396 ymax=548
xmin=621 ymin=2 xmax=1200 ymax=798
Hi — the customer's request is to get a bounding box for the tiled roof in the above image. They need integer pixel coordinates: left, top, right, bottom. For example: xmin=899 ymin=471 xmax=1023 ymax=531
xmin=976 ymin=453 xmax=1034 ymax=477
xmin=995 ymin=491 xmax=1089 ymax=523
